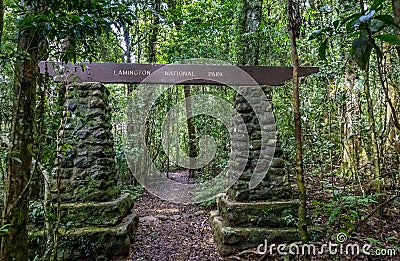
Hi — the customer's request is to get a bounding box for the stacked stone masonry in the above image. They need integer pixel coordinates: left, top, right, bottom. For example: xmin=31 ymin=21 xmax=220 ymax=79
xmin=29 ymin=83 xmax=138 ymax=260
xmin=211 ymin=87 xmax=299 ymax=256
xmin=55 ymin=83 xmax=120 ymax=202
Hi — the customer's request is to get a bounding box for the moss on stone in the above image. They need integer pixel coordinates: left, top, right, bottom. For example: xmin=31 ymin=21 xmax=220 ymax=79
xmin=217 ymin=197 xmax=298 ymax=227
xmin=59 ymin=193 xmax=133 ymax=227
xmin=29 ymin=212 xmax=138 ymax=260
xmin=210 ymin=211 xmax=299 ymax=256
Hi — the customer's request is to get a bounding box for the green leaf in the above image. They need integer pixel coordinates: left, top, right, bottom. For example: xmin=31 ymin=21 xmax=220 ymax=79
xmin=11 ymin=157 xmax=22 ymax=163
xmin=349 ymin=210 xmax=359 ymax=219
xmin=333 ymin=19 xmax=340 ymax=29
xmin=344 ymin=221 xmax=355 ymax=230
xmin=370 ymin=0 xmax=386 ymax=11
xmin=309 ymin=29 xmax=324 ymax=40
xmin=311 ymin=200 xmax=322 ymax=205
xmin=308 ymin=28 xmax=333 ymax=41
xmin=375 ymin=15 xmax=400 ymax=29
xmin=369 ymin=19 xmax=385 ymax=32
xmin=0 ymin=224 xmax=11 ymax=235
xmin=346 ymin=18 xmax=361 ymax=32
xmin=319 ymin=38 xmax=329 ymax=60
xmin=375 ymin=34 xmax=400 ymax=45
xmin=364 ymin=237 xmax=380 ymax=245
xmin=328 ymin=206 xmax=340 ymax=223
xmin=342 ymin=13 xmax=361 ymax=26
xmin=352 ymin=34 xmax=374 ymax=69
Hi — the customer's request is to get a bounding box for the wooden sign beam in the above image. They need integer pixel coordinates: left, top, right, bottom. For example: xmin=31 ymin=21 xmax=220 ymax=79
xmin=39 ymin=62 xmax=318 ymax=86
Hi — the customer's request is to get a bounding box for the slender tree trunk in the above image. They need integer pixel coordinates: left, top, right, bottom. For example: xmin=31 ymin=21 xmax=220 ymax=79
xmin=1 ymin=12 xmax=40 ymax=260
xmin=288 ymin=0 xmax=309 ymax=246
xmin=122 ymin=23 xmax=131 ymax=64
xmin=364 ymin=68 xmax=381 ymax=180
xmin=184 ymin=85 xmax=197 ymax=178
xmin=237 ymin=0 xmax=262 ymax=65
xmin=148 ymin=0 xmax=160 ymax=63
xmin=342 ymin=62 xmax=358 ymax=169
xmin=392 ymin=0 xmax=400 ymax=57
xmin=167 ymin=0 xmax=198 ymax=178
xmin=386 ymin=83 xmax=397 ymax=142
xmin=0 ymin=0 xmax=4 ymax=150
xmin=388 ymin=0 xmax=400 ymax=135
xmin=381 ymin=43 xmax=398 ymax=144
xmin=29 ymin=84 xmax=45 ymax=200
xmin=342 ymin=61 xmax=368 ymax=178
xmin=0 ymin=0 xmax=3 ymax=46
xmin=364 ymin=66 xmax=383 ymax=217
xmin=120 ymin=23 xmax=138 ymax=185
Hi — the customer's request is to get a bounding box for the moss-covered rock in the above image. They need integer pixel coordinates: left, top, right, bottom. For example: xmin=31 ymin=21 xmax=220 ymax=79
xmin=59 ymin=193 xmax=134 ymax=227
xmin=30 ymin=83 xmax=137 ymax=260
xmin=29 ymin=212 xmax=138 ymax=260
xmin=217 ymin=197 xmax=298 ymax=227
xmin=210 ymin=210 xmax=299 ymax=256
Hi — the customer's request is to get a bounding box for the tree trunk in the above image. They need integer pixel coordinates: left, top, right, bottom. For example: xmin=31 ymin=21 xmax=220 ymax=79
xmin=237 ymin=0 xmax=262 ymax=65
xmin=381 ymin=43 xmax=398 ymax=145
xmin=364 ymin=68 xmax=381 ymax=181
xmin=0 ymin=0 xmax=3 ymax=45
xmin=388 ymin=0 xmax=400 ymax=135
xmin=392 ymin=0 xmax=400 ymax=57
xmin=288 ymin=0 xmax=309 ymax=246
xmin=1 ymin=18 xmax=39 ymax=260
xmin=148 ymin=0 xmax=161 ymax=63
xmin=184 ymin=85 xmax=197 ymax=178
xmin=342 ymin=63 xmax=358 ymax=172
xmin=342 ymin=61 xmax=368 ymax=177
xmin=29 ymin=83 xmax=45 ymax=200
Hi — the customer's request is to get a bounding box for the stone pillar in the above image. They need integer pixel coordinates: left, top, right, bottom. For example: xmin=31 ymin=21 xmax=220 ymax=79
xmin=56 ymin=83 xmax=120 ymax=202
xmin=45 ymin=83 xmax=137 ymax=259
xmin=210 ymin=87 xmax=299 ymax=256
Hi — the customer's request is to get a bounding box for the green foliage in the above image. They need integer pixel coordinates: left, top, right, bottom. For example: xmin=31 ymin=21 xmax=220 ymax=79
xmin=375 ymin=33 xmax=400 ymax=44
xmin=6 ymin=0 xmax=137 ymax=63
xmin=122 ymin=185 xmax=144 ymax=201
xmin=159 ymin=0 xmax=237 ymax=63
xmin=312 ymin=192 xmax=380 ymax=233
xmin=0 ymin=224 xmax=11 ymax=237
xmin=29 ymin=201 xmax=45 ymax=225
xmin=309 ymin=0 xmax=400 ymax=69
xmin=143 ymin=85 xmax=234 ymax=178
xmin=199 ymin=198 xmax=217 ymax=209
xmin=0 ymin=0 xmax=398 ymax=257
xmin=352 ymin=33 xmax=374 ymax=69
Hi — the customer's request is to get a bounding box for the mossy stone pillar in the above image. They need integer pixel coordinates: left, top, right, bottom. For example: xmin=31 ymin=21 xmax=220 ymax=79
xmin=56 ymin=83 xmax=120 ymax=202
xmin=210 ymin=86 xmax=299 ymax=256
xmin=42 ymin=83 xmax=137 ymax=259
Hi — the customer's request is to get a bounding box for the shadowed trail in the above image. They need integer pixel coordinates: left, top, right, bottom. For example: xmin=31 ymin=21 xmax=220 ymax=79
xmin=129 ymin=171 xmax=224 ymax=261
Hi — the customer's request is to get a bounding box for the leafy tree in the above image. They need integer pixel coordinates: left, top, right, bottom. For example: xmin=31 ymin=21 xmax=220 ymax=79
xmin=0 ymin=0 xmax=3 ymax=45
xmin=1 ymin=0 xmax=42 ymax=258
xmin=288 ymin=0 xmax=310 ymax=246
xmin=1 ymin=0 xmax=136 ymax=258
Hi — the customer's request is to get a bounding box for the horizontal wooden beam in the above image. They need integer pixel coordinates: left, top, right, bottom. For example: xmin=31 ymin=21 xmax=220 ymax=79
xmin=39 ymin=62 xmax=318 ymax=86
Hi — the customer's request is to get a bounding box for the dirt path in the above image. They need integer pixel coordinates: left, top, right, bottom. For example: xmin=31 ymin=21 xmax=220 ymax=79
xmin=129 ymin=172 xmax=224 ymax=261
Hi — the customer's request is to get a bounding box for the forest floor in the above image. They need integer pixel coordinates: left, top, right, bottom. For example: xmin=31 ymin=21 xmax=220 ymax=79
xmin=129 ymin=171 xmax=224 ymax=261
xmin=126 ymin=171 xmax=400 ymax=261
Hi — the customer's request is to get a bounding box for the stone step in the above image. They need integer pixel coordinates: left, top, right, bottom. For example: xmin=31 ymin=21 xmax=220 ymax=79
xmin=58 ymin=193 xmax=134 ymax=228
xmin=29 ymin=212 xmax=138 ymax=260
xmin=217 ymin=197 xmax=298 ymax=227
xmin=210 ymin=210 xmax=299 ymax=256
